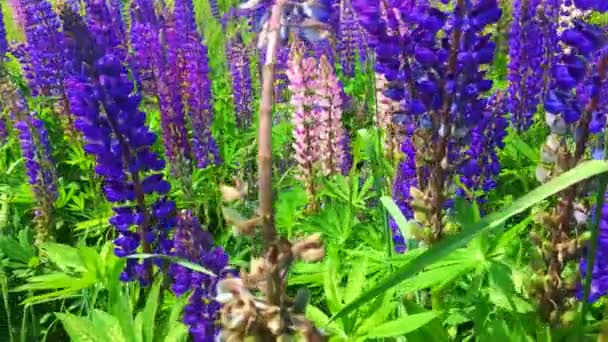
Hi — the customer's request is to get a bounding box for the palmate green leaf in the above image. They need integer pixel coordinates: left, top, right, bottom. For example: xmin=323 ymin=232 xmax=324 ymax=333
xmin=365 ymin=311 xmax=437 ymax=338
xmin=344 ymin=258 xmax=367 ymax=304
xmin=507 ymin=133 xmax=539 ymax=164
xmin=125 ymin=254 xmax=214 ymax=276
xmin=56 ymin=313 xmax=106 ymax=342
xmin=160 ymin=293 xmax=190 ymax=342
xmin=91 ymin=310 xmax=127 ymax=342
xmin=40 ymin=243 xmax=88 ymax=273
xmin=331 ymin=160 xmax=608 ymax=321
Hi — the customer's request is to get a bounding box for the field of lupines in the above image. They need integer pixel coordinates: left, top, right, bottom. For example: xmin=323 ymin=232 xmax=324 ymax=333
xmin=2 ymin=0 xmax=608 ymax=340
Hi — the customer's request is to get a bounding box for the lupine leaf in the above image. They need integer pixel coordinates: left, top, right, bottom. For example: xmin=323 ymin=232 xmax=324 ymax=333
xmin=56 ymin=313 xmax=106 ymax=342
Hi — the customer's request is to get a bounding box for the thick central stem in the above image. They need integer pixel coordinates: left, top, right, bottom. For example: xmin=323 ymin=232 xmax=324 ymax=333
xmin=259 ymin=1 xmax=283 ymax=312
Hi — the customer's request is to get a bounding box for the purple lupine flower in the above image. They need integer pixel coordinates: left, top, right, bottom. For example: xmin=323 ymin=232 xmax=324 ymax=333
xmin=574 ymin=0 xmax=608 ymax=12
xmin=129 ymin=0 xmax=161 ymax=95
xmin=390 ymin=124 xmax=417 ymax=253
xmin=226 ymin=35 xmax=253 ymax=129
xmin=338 ymin=0 xmax=360 ymax=77
xmin=579 ymin=193 xmax=608 ymax=303
xmin=209 ymin=0 xmax=221 ymax=21
xmin=0 ymin=2 xmax=7 ymax=57
xmin=340 ymin=133 xmax=353 ymax=175
xmin=84 ymin=0 xmax=126 ymax=58
xmin=458 ymin=93 xmax=508 ymax=205
xmin=66 ymin=52 xmax=175 ymax=282
xmin=14 ymin=113 xmax=58 ymax=246
xmin=0 ymin=118 xmax=7 ymax=145
xmin=174 ymin=0 xmax=220 ymax=168
xmin=545 ymin=20 xmax=606 ymax=133
xmin=2 ymin=74 xmax=58 ymax=245
xmin=358 ymin=0 xmax=502 ymax=244
xmin=63 ymin=14 xmax=176 ymax=283
xmin=19 ymin=0 xmax=66 ymax=96
xmin=156 ymin=15 xmax=191 ymax=166
xmin=508 ymin=0 xmax=545 ymax=131
xmin=171 ymin=210 xmax=230 ymax=341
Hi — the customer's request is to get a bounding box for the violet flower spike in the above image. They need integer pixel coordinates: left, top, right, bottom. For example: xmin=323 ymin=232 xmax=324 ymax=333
xmin=174 ymin=0 xmax=220 ymax=168
xmin=170 ymin=210 xmax=231 ymax=340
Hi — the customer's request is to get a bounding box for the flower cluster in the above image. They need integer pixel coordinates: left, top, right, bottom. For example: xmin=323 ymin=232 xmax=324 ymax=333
xmin=63 ymin=7 xmax=175 ymax=282
xmin=174 ymin=0 xmax=220 ymax=168
xmin=171 ymin=210 xmax=230 ymax=340
xmin=337 ymin=0 xmax=366 ymax=77
xmin=287 ymin=42 xmax=321 ymax=201
xmin=287 ymin=41 xmax=348 ymax=205
xmin=84 ymin=0 xmax=126 ymax=58
xmin=508 ymin=0 xmax=546 ymax=131
xmin=226 ymin=35 xmax=253 ymax=129
xmin=129 ymin=0 xmax=161 ymax=96
xmin=0 ymin=2 xmax=7 ymax=58
xmin=18 ymin=0 xmax=66 ymax=97
xmin=458 ymin=93 xmax=508 ymax=205
xmin=357 ymin=0 xmax=502 ymax=246
xmin=316 ymin=55 xmax=346 ymax=176
xmin=578 ymin=193 xmax=608 ymax=303
xmin=66 ymin=52 xmax=175 ymax=283
xmin=0 ymin=69 xmax=56 ymax=247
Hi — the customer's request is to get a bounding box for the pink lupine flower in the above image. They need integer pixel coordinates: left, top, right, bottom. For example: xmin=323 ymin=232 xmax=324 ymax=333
xmin=315 ymin=55 xmax=345 ymax=176
xmin=287 ymin=42 xmax=322 ymax=199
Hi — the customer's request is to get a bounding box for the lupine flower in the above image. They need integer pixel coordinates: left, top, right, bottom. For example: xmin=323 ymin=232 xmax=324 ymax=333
xmin=171 ymin=210 xmax=230 ymax=341
xmin=0 ymin=70 xmax=57 ymax=246
xmin=357 ymin=0 xmax=502 ymax=244
xmin=458 ymin=93 xmax=508 ymax=205
xmin=66 ymin=52 xmax=175 ymax=283
xmin=209 ymin=0 xmax=221 ymax=21
xmin=14 ymin=112 xmax=57 ymax=247
xmin=530 ymin=2 xmax=608 ymax=322
xmin=156 ymin=16 xmax=191 ymax=167
xmin=508 ymin=0 xmax=545 ymax=131
xmin=0 ymin=2 xmax=7 ymax=57
xmin=578 ymin=193 xmax=608 ymax=303
xmin=226 ymin=35 xmax=253 ymax=129
xmin=573 ymin=0 xmax=608 ymax=12
xmin=390 ymin=124 xmax=417 ymax=253
xmin=18 ymin=0 xmax=66 ymax=97
xmin=337 ymin=0 xmax=363 ymax=77
xmin=129 ymin=0 xmax=161 ymax=95
xmin=174 ymin=0 xmax=220 ymax=168
xmin=84 ymin=0 xmax=126 ymax=58
xmin=63 ymin=12 xmax=176 ymax=282
xmin=287 ymin=41 xmax=322 ymax=200
xmin=340 ymin=132 xmax=353 ymax=175
xmin=316 ymin=55 xmax=345 ymax=176
xmin=375 ymin=73 xmax=404 ymax=163
xmin=274 ymin=45 xmax=290 ymax=102
xmin=353 ymin=0 xmax=412 ymax=162
xmin=7 ymin=0 xmax=26 ymax=29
